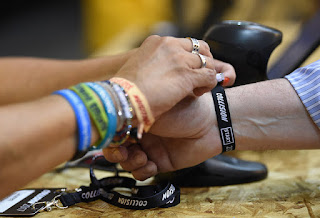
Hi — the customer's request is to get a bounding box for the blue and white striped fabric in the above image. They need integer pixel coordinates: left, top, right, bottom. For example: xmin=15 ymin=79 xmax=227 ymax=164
xmin=285 ymin=59 xmax=320 ymax=128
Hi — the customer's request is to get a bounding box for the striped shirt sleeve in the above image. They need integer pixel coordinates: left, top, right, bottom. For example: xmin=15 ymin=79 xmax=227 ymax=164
xmin=285 ymin=59 xmax=320 ymax=129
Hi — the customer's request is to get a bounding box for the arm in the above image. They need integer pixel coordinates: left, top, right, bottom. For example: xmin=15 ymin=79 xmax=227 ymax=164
xmin=104 ymin=78 xmax=320 ymax=180
xmin=228 ymin=78 xmax=319 ymax=151
xmin=0 ymin=50 xmax=134 ymax=105
xmin=0 ymin=95 xmax=100 ymax=199
xmin=0 ymin=35 xmax=217 ymax=198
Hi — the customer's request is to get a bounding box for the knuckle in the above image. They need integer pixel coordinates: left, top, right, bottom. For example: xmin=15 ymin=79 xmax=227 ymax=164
xmin=207 ymin=69 xmax=218 ymax=83
xmin=160 ymin=36 xmax=177 ymax=48
xmin=201 ymin=40 xmax=210 ymax=52
xmin=144 ymin=35 xmax=160 ymax=44
xmin=148 ymin=34 xmax=160 ymax=40
xmin=144 ymin=161 xmax=157 ymax=174
xmin=134 ymin=154 xmax=147 ymax=167
xmin=226 ymin=63 xmax=237 ymax=79
xmin=207 ymin=58 xmax=215 ymax=70
xmin=161 ymin=36 xmax=173 ymax=43
xmin=225 ymin=62 xmax=234 ymax=70
xmin=171 ymin=52 xmax=186 ymax=64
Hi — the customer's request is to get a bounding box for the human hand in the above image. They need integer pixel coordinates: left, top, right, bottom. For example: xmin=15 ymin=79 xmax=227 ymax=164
xmin=113 ymin=35 xmax=218 ymax=119
xmin=103 ymin=60 xmax=235 ymax=180
xmin=103 ymin=93 xmax=222 ymax=180
xmin=149 ymin=59 xmax=235 ymax=137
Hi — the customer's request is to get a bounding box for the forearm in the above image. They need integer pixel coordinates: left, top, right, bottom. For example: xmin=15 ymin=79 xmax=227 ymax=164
xmin=225 ymin=79 xmax=320 ymax=150
xmin=0 ymin=95 xmax=99 ymax=199
xmin=0 ymin=51 xmax=133 ymax=104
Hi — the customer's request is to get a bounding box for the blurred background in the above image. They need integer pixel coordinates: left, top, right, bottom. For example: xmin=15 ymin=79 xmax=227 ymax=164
xmin=0 ymin=0 xmax=319 ymax=67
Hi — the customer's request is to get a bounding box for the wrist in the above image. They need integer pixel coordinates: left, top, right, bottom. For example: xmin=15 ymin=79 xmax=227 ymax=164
xmin=208 ymin=92 xmax=223 ymax=155
xmin=90 ymin=120 xmax=100 ymax=145
xmin=109 ymin=77 xmax=155 ymax=138
xmin=78 ymin=51 xmax=134 ymax=82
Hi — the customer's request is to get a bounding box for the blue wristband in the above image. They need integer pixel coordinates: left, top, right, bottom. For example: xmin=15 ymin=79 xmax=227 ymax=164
xmin=53 ymin=89 xmax=92 ymax=153
xmin=86 ymin=82 xmax=117 ymax=149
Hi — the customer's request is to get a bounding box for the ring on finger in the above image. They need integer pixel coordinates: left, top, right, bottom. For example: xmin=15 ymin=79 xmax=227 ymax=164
xmin=196 ymin=53 xmax=206 ymax=68
xmin=187 ymin=37 xmax=200 ymax=54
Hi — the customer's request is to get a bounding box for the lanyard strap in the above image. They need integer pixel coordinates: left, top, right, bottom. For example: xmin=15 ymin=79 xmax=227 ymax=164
xmin=58 ymin=177 xmax=180 ymax=210
xmin=99 ymin=181 xmax=180 ymax=210
xmin=58 ymin=186 xmax=101 ymax=206
xmin=58 ymin=156 xmax=180 ymax=210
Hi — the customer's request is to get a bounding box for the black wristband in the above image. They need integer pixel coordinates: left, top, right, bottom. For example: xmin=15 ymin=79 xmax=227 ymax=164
xmin=58 ymin=157 xmax=181 ymax=210
xmin=211 ymin=84 xmax=236 ymax=152
xmin=92 ymin=155 xmax=180 ymax=210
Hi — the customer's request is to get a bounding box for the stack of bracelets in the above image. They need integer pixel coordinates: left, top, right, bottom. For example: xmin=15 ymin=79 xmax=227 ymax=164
xmin=53 ymin=77 xmax=155 ymax=160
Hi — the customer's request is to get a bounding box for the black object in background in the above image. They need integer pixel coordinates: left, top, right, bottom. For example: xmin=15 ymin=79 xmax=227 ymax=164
xmin=204 ymin=20 xmax=282 ymax=86
xmin=155 ymin=154 xmax=268 ymax=187
xmin=0 ymin=0 xmax=85 ymax=59
xmin=268 ymin=10 xmax=320 ymax=79
xmin=155 ymin=20 xmax=282 ymax=187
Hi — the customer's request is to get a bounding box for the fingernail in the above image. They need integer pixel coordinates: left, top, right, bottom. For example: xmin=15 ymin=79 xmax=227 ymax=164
xmin=222 ymin=77 xmax=230 ymax=86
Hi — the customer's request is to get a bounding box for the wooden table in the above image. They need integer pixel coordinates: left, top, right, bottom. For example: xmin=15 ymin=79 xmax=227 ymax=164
xmin=24 ymin=150 xmax=320 ymax=217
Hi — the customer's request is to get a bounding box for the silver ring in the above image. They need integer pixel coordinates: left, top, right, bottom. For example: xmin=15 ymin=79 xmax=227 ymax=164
xmin=188 ymin=37 xmax=200 ymax=54
xmin=196 ymin=53 xmax=206 ymax=68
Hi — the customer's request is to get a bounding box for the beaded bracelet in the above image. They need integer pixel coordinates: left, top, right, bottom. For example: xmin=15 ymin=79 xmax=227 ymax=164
xmin=85 ymin=82 xmax=117 ymax=149
xmin=70 ymin=83 xmax=109 ymax=148
xmin=110 ymin=77 xmax=155 ymax=138
xmin=108 ymin=82 xmax=133 ymax=146
xmin=96 ymin=81 xmax=125 ymax=132
xmin=52 ymin=89 xmax=91 ymax=160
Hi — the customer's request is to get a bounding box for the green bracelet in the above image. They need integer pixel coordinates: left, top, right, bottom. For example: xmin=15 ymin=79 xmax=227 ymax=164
xmin=70 ymin=83 xmax=109 ymax=147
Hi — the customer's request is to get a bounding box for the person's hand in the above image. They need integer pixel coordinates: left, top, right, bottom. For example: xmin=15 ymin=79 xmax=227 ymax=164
xmin=104 ymin=60 xmax=236 ymax=180
xmin=113 ymin=35 xmax=218 ymax=119
xmin=149 ymin=58 xmax=235 ymax=138
xmin=103 ymin=93 xmax=221 ymax=180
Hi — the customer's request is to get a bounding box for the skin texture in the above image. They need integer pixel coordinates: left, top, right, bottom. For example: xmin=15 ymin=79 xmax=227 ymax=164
xmin=0 ymin=36 xmax=224 ymax=199
xmin=114 ymin=35 xmax=219 ymax=118
xmin=103 ymin=79 xmax=320 ymax=181
xmin=0 ymin=51 xmax=135 ymax=105
xmin=0 ymin=96 xmax=100 ymax=199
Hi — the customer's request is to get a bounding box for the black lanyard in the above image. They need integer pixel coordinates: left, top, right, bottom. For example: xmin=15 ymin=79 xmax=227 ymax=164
xmin=58 ymin=155 xmax=180 ymax=210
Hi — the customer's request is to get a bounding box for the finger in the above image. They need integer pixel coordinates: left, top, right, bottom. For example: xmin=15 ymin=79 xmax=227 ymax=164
xmin=150 ymin=36 xmax=215 ymax=75
xmin=119 ymin=144 xmax=148 ymax=172
xmin=193 ymin=87 xmax=211 ymax=96
xmin=214 ymin=59 xmax=236 ymax=87
xmin=190 ymin=68 xmax=217 ymax=95
xmin=131 ymin=161 xmax=158 ymax=181
xmin=187 ymin=52 xmax=215 ymax=70
xmin=103 ymin=146 xmax=128 ymax=163
xmin=182 ymin=37 xmax=213 ymax=58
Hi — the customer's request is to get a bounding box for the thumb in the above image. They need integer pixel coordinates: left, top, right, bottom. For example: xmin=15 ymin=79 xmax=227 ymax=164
xmin=214 ymin=59 xmax=236 ymax=87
